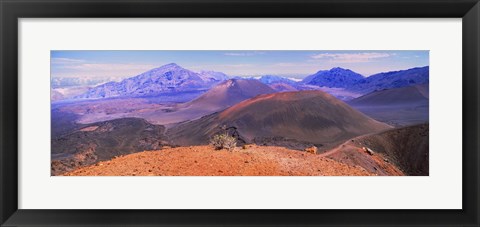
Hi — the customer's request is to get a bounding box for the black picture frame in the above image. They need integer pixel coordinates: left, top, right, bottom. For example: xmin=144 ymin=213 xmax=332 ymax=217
xmin=1 ymin=0 xmax=479 ymax=226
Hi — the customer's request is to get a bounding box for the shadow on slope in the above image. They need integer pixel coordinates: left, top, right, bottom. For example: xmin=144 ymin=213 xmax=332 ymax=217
xmin=167 ymin=90 xmax=392 ymax=149
xmin=326 ymin=123 xmax=429 ymax=176
xmin=348 ymin=84 xmax=429 ymax=126
xmin=51 ymin=118 xmax=169 ymax=175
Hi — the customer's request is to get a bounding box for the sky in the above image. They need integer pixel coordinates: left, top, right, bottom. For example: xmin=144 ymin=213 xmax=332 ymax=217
xmin=51 ymin=50 xmax=429 ymax=80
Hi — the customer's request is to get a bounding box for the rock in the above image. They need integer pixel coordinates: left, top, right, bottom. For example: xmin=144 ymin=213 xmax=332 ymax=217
xmin=305 ymin=146 xmax=317 ymax=154
xmin=362 ymin=147 xmax=374 ymax=155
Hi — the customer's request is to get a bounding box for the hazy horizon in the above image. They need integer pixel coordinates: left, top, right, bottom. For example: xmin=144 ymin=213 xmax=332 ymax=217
xmin=51 ymin=50 xmax=429 ymax=80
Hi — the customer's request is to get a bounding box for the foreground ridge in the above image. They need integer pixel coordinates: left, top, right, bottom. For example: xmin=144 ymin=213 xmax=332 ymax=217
xmin=64 ymin=145 xmax=373 ymax=176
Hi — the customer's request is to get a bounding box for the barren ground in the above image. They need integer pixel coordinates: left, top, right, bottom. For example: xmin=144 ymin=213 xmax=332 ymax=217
xmin=63 ymin=145 xmax=373 ymax=176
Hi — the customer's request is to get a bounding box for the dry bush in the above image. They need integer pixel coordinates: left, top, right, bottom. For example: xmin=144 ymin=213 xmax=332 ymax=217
xmin=210 ymin=134 xmax=237 ymax=151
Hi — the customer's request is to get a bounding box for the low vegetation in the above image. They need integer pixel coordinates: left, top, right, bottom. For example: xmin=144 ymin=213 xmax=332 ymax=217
xmin=210 ymin=130 xmax=237 ymax=151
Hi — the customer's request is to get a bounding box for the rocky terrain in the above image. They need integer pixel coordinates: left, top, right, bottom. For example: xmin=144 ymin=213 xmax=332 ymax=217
xmin=63 ymin=145 xmax=373 ymax=176
xmin=336 ymin=123 xmax=429 ymax=176
xmin=63 ymin=123 xmax=427 ymax=177
xmin=51 ymin=118 xmax=169 ymax=175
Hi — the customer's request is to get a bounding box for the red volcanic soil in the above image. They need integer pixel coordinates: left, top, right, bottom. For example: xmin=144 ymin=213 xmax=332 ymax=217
xmin=323 ymin=141 xmax=404 ymax=176
xmin=180 ymin=79 xmax=275 ymax=112
xmin=144 ymin=79 xmax=276 ymax=125
xmin=63 ymin=145 xmax=372 ymax=176
xmin=61 ymin=124 xmax=427 ymax=177
xmin=168 ymin=90 xmax=392 ymax=146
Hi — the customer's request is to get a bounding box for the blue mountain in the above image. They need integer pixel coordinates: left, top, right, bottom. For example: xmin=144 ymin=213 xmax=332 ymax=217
xmin=301 ymin=66 xmax=429 ymax=95
xmin=75 ymin=63 xmax=226 ymax=99
xmin=303 ymin=67 xmax=365 ymax=88
xmin=351 ymin=66 xmax=429 ymax=94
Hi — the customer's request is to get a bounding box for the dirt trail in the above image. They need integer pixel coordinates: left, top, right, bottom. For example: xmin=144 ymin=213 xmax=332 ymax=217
xmin=317 ymin=141 xmax=352 ymax=158
xmin=323 ymin=139 xmax=404 ymax=176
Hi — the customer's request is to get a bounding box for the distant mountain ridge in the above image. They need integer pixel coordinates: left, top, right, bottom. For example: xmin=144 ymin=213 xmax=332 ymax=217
xmin=73 ymin=63 xmax=429 ymax=100
xmin=198 ymin=71 xmax=229 ymax=83
xmin=259 ymin=75 xmax=298 ymax=85
xmin=350 ymin=66 xmax=429 ymax=94
xmin=303 ymin=67 xmax=365 ymax=88
xmin=302 ymin=66 xmax=429 ymax=94
xmin=257 ymin=75 xmax=300 ymax=92
xmin=51 ymin=77 xmax=115 ymax=89
xmin=75 ymin=63 xmax=227 ymax=99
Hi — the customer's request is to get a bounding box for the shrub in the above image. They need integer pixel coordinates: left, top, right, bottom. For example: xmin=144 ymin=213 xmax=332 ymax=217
xmin=210 ymin=133 xmax=237 ymax=151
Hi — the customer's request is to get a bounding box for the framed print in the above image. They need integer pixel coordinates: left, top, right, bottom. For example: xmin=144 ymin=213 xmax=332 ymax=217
xmin=1 ymin=0 xmax=479 ymax=226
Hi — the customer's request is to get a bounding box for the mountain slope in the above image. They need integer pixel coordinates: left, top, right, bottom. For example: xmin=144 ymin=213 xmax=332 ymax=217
xmin=142 ymin=79 xmax=276 ymax=125
xmin=168 ymin=90 xmax=392 ymax=147
xmin=304 ymin=67 xmax=365 ymax=88
xmin=349 ymin=84 xmax=428 ymax=106
xmin=51 ymin=118 xmax=169 ymax=175
xmin=257 ymin=75 xmax=300 ymax=92
xmin=51 ymin=89 xmax=65 ymax=101
xmin=327 ymin=124 xmax=429 ymax=176
xmin=76 ymin=63 xmax=214 ymax=99
xmin=348 ymin=84 xmax=429 ymax=126
xmin=351 ymin=66 xmax=429 ymax=94
xmin=198 ymin=70 xmax=229 ymax=83
xmin=181 ymin=79 xmax=276 ymax=111
xmin=258 ymin=75 xmax=298 ymax=85
xmin=300 ymin=66 xmax=429 ymax=97
xmin=268 ymin=83 xmax=298 ymax=92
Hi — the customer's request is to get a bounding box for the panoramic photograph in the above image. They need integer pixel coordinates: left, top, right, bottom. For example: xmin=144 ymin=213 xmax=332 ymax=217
xmin=51 ymin=50 xmax=429 ymax=176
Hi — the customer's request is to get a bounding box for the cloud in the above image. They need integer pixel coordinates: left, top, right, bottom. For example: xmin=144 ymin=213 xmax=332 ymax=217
xmin=62 ymin=63 xmax=156 ymax=71
xmin=224 ymin=51 xmax=265 ymax=56
xmin=223 ymin=64 xmax=254 ymax=68
xmin=51 ymin=58 xmax=85 ymax=64
xmin=52 ymin=63 xmax=158 ymax=79
xmin=273 ymin=62 xmax=314 ymax=67
xmin=287 ymin=77 xmax=302 ymax=82
xmin=310 ymin=52 xmax=392 ymax=63
xmin=189 ymin=63 xmax=254 ymax=71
